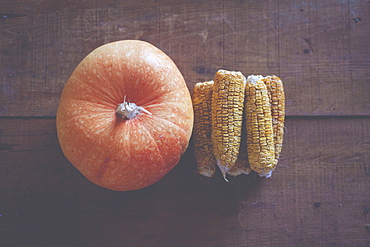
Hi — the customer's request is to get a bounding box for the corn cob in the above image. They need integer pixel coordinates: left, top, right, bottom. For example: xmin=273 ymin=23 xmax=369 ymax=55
xmin=212 ymin=69 xmax=246 ymax=179
xmin=192 ymin=81 xmax=217 ymax=177
xmin=245 ymin=75 xmax=275 ymax=177
xmin=262 ymin=76 xmax=285 ymax=166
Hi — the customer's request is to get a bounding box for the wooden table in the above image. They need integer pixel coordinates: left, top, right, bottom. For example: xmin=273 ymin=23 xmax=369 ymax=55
xmin=1 ymin=1 xmax=369 ymax=246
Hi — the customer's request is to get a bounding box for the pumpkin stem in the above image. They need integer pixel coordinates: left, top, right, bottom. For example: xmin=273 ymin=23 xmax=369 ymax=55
xmin=116 ymin=96 xmax=152 ymax=120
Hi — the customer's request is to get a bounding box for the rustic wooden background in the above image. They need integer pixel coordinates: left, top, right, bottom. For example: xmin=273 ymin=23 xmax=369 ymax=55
xmin=1 ymin=0 xmax=369 ymax=246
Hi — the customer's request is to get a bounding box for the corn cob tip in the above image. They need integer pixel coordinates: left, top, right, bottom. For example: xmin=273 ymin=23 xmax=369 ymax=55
xmin=197 ymin=156 xmax=217 ymax=177
xmin=227 ymin=159 xmax=252 ymax=177
xmin=227 ymin=167 xmax=251 ymax=177
xmin=216 ymin=159 xmax=230 ymax=182
xmin=193 ymin=80 xmax=214 ymax=93
xmin=198 ymin=167 xmax=215 ymax=178
xmin=216 ymin=70 xmax=247 ymax=90
xmin=246 ymin=75 xmax=264 ymax=84
xmin=257 ymin=169 xmax=274 ymax=178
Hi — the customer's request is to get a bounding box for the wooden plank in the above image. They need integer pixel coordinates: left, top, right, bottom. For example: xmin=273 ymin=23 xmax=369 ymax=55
xmin=0 ymin=0 xmax=99 ymax=116
xmin=223 ymin=0 xmax=281 ymax=74
xmin=158 ymin=0 xmax=224 ymax=87
xmin=277 ymin=0 xmax=370 ymax=116
xmin=347 ymin=0 xmax=370 ymax=115
xmin=1 ymin=117 xmax=369 ymax=246
xmin=94 ymin=0 xmax=161 ymax=47
xmin=0 ymin=0 xmax=369 ymax=117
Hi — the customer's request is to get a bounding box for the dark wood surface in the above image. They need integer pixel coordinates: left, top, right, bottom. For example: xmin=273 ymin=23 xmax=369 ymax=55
xmin=1 ymin=0 xmax=369 ymax=246
xmin=1 ymin=0 xmax=369 ymax=117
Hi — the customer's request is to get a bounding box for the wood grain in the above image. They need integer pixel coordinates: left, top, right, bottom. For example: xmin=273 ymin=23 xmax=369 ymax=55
xmin=1 ymin=117 xmax=369 ymax=246
xmin=1 ymin=0 xmax=369 ymax=116
xmin=1 ymin=0 xmax=369 ymax=246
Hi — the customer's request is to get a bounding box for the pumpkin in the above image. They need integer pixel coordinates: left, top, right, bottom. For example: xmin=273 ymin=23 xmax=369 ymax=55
xmin=56 ymin=40 xmax=193 ymax=191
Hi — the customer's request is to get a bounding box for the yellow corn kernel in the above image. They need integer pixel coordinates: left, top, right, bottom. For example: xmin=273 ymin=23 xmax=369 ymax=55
xmin=192 ymin=81 xmax=217 ymax=177
xmin=262 ymin=76 xmax=285 ymax=166
xmin=227 ymin=122 xmax=252 ymax=176
xmin=212 ymin=69 xmax=246 ymax=179
xmin=245 ymin=75 xmax=275 ymax=177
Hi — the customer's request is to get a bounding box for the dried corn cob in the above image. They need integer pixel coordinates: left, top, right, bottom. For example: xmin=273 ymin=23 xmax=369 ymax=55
xmin=245 ymin=75 xmax=275 ymax=177
xmin=192 ymin=81 xmax=217 ymax=177
xmin=262 ymin=76 xmax=285 ymax=166
xmin=212 ymin=69 xmax=246 ymax=179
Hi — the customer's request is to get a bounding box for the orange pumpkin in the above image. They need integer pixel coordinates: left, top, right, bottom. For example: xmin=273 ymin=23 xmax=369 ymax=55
xmin=56 ymin=40 xmax=193 ymax=191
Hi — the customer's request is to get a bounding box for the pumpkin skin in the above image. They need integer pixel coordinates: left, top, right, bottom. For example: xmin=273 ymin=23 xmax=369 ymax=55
xmin=56 ymin=40 xmax=193 ymax=191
